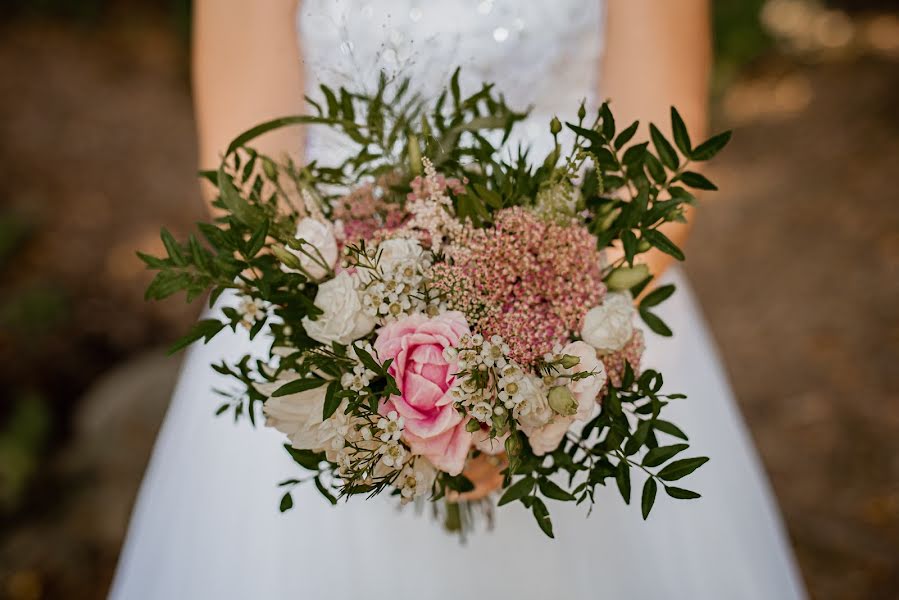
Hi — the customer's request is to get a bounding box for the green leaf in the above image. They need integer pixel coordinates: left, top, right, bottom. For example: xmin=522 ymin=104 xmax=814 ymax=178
xmin=641 ymin=477 xmax=658 ymax=519
xmin=649 ymin=124 xmax=679 ymax=170
xmin=639 ymin=308 xmax=673 ymax=337
xmin=670 ymin=107 xmax=692 ymax=156
xmin=615 ymin=460 xmax=631 ymax=504
xmin=498 ymin=476 xmax=535 ymax=506
xmin=565 ymin=122 xmax=605 ymax=147
xmin=653 ymin=419 xmax=688 ymax=440
xmin=167 ymin=319 xmax=225 ymax=354
xmin=690 ymin=131 xmax=732 ymax=161
xmin=353 ymin=344 xmax=384 ymax=375
xmin=136 ymin=251 xmax=168 ymax=269
xmin=621 ymin=229 xmax=638 ymax=263
xmin=658 ymin=457 xmax=709 ymax=481
xmin=450 ymin=67 xmax=461 ymax=108
xmin=283 ymin=444 xmax=325 ymax=470
xmin=640 ymin=284 xmax=676 ymax=308
xmin=675 ymin=171 xmax=718 ymax=191
xmin=614 ymin=120 xmax=639 ymax=150
xmin=322 ymin=381 xmax=341 ymax=420
xmin=160 ymin=228 xmax=185 ymax=266
xmin=642 ymin=443 xmax=689 ymax=467
xmin=271 ymin=377 xmax=328 ymax=397
xmin=644 ymin=152 xmax=666 ymax=184
xmin=531 ymin=497 xmax=554 ymax=538
xmin=665 ymin=486 xmax=702 ymax=499
xmin=641 ymin=228 xmax=685 ymax=261
xmin=445 ymin=474 xmax=475 ymax=493
xmin=246 ymin=218 xmax=270 ymax=257
xmin=538 ymin=478 xmax=575 ymax=502
xmin=217 ymin=169 xmax=264 ymax=228
xmin=315 ymin=476 xmax=338 ymax=505
xmin=279 ymin=492 xmax=293 ymax=512
xmin=600 ymin=102 xmax=615 ymax=140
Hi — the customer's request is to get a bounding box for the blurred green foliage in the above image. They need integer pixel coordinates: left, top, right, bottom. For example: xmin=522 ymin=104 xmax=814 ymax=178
xmin=0 ymin=393 xmax=51 ymax=513
xmin=713 ymin=0 xmax=773 ymax=93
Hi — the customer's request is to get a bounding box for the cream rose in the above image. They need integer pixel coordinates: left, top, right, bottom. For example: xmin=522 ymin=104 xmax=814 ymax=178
xmin=561 ymin=341 xmax=607 ymax=420
xmin=376 ymin=237 xmax=424 ymax=272
xmin=513 ymin=374 xmax=554 ymax=429
xmin=301 ymin=271 xmax=375 ymax=345
xmin=581 ymin=291 xmax=636 ymax=353
xmin=285 ymin=217 xmax=338 ymax=280
xmin=260 ymin=377 xmax=348 ymax=460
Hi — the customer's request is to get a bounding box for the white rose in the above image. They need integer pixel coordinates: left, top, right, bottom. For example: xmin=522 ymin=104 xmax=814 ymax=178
xmin=376 ymin=237 xmax=423 ymax=273
xmin=561 ymin=341 xmax=607 ymax=421
xmin=301 ymin=271 xmax=375 ymax=345
xmin=285 ymin=218 xmax=338 ymax=280
xmin=580 ymin=291 xmax=636 ymax=354
xmin=514 ymin=375 xmax=554 ymax=429
xmin=260 ymin=378 xmax=339 ymax=454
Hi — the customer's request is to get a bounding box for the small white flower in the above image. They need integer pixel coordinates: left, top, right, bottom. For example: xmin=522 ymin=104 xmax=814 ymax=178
xmin=239 ymin=296 xmax=267 ymax=322
xmin=379 ymin=441 xmax=407 ymax=468
xmin=377 ymin=410 xmax=404 ymax=442
xmin=397 ymin=460 xmax=437 ymax=502
xmin=470 ymin=401 xmax=493 ymax=422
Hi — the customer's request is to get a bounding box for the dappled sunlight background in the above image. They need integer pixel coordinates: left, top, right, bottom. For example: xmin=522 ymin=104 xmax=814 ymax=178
xmin=0 ymin=1 xmax=897 ymax=598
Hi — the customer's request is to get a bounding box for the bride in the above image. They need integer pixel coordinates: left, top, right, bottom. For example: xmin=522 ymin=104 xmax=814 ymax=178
xmin=110 ymin=1 xmax=806 ymax=598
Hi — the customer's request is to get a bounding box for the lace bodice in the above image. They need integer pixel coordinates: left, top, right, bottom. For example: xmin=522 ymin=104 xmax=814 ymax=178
xmin=297 ymin=0 xmax=605 ymax=160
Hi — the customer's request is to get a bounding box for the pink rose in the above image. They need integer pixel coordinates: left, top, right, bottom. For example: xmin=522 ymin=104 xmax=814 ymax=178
xmin=374 ymin=311 xmax=472 ymax=475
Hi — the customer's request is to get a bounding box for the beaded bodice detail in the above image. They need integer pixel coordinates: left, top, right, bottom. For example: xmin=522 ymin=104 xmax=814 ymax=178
xmin=298 ymin=0 xmax=605 ymax=159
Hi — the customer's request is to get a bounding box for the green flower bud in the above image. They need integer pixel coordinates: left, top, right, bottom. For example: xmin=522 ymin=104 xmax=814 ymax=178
xmin=408 ymin=134 xmax=422 ymax=176
xmin=262 ymin=157 xmax=278 ymax=180
xmin=549 ymin=116 xmax=562 ymax=135
xmin=605 ymin=264 xmax=650 ymax=291
xmin=504 ymin=431 xmax=523 ymax=456
xmin=559 ymin=354 xmax=581 ymax=369
xmin=636 ymin=238 xmax=651 ymax=253
xmin=271 ymin=244 xmax=303 ymax=271
xmin=548 ymin=385 xmax=578 ymax=417
xmin=598 ymin=207 xmax=621 ymax=231
xmin=578 ymin=103 xmax=587 ymax=121
xmin=465 ymin=418 xmax=482 ymax=433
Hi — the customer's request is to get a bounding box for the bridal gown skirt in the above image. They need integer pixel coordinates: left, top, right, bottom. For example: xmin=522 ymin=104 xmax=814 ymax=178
xmin=109 ymin=268 xmax=806 ymax=599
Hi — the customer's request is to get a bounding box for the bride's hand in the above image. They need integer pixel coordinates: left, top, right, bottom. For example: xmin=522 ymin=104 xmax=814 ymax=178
xmin=449 ymin=453 xmax=508 ymax=502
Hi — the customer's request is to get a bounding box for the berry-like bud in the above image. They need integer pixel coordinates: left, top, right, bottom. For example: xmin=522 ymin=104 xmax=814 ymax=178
xmin=560 ymin=354 xmax=581 ymax=369
xmin=548 ymin=386 xmax=578 ymax=416
xmin=505 ymin=431 xmax=523 ymax=456
xmin=605 ymin=264 xmax=650 ymax=291
xmin=550 ymin=116 xmax=562 ymax=135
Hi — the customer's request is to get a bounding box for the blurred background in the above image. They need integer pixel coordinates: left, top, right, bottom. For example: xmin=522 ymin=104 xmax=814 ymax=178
xmin=0 ymin=1 xmax=897 ymax=598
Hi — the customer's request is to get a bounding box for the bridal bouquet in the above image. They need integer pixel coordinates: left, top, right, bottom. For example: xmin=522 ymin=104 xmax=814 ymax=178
xmin=142 ymin=71 xmax=729 ymax=537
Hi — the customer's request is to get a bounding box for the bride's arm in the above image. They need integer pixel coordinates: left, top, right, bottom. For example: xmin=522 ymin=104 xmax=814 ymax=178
xmin=602 ymin=0 xmax=711 ymax=279
xmin=193 ymin=0 xmax=305 ymax=208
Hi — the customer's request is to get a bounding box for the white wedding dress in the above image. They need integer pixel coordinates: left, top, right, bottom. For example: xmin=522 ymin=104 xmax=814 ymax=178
xmin=110 ymin=2 xmax=807 ymax=598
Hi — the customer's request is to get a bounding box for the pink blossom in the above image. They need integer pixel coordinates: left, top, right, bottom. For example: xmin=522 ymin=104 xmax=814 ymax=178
xmin=374 ymin=312 xmax=472 ymax=475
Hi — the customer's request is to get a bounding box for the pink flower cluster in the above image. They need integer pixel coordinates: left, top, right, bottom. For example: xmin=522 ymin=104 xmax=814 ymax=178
xmin=332 ymin=178 xmax=408 ymax=245
xmin=599 ymin=329 xmax=645 ymax=398
xmin=438 ymin=207 xmax=606 ymax=365
xmin=406 ymin=173 xmax=466 ymax=202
